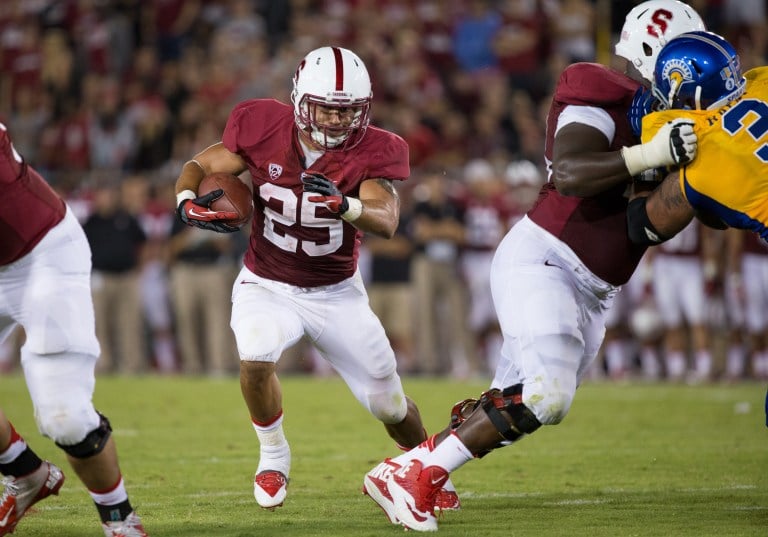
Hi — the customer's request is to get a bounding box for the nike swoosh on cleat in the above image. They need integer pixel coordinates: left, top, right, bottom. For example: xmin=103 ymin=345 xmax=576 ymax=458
xmin=0 ymin=507 xmax=14 ymax=527
xmin=430 ymin=477 xmax=444 ymax=485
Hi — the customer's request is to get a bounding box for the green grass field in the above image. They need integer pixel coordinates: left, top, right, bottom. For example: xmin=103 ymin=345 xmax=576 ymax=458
xmin=1 ymin=374 xmax=766 ymax=536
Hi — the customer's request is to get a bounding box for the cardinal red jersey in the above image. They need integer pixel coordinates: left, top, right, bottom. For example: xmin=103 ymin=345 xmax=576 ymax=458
xmin=223 ymin=99 xmax=410 ymax=287
xmin=527 ymin=62 xmax=645 ymax=285
xmin=455 ymin=193 xmax=514 ymax=252
xmin=0 ymin=122 xmax=65 ymax=265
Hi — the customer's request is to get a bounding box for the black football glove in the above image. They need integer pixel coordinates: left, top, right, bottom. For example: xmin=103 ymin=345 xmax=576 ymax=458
xmin=301 ymin=172 xmax=349 ymax=214
xmin=177 ymin=189 xmax=240 ymax=233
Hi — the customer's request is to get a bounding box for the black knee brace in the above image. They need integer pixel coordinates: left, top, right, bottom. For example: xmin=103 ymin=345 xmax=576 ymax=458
xmin=56 ymin=412 xmax=112 ymax=459
xmin=479 ymin=385 xmax=542 ymax=442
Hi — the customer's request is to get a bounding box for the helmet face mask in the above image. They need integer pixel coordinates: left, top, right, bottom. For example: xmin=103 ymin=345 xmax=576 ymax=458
xmin=615 ymin=0 xmax=706 ymax=82
xmin=291 ymin=47 xmax=372 ymax=151
xmin=652 ymin=31 xmax=746 ymax=111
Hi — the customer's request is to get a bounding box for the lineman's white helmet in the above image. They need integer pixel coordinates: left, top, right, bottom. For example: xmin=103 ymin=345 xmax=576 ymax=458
xmin=615 ymin=0 xmax=705 ymax=82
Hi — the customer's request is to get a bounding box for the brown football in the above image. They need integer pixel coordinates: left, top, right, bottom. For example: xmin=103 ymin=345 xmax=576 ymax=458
xmin=198 ymin=172 xmax=254 ymax=228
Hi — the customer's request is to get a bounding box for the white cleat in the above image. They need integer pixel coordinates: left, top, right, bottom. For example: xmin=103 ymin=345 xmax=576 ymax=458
xmin=362 ymin=459 xmax=401 ymax=524
xmin=254 ymin=470 xmax=288 ymax=509
xmin=388 ymin=460 xmax=448 ymax=532
xmin=0 ymin=461 xmax=65 ymax=536
xmin=102 ymin=510 xmax=149 ymax=537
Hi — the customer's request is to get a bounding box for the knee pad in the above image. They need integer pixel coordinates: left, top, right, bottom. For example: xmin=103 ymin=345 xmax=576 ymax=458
xmin=56 ymin=412 xmax=112 ymax=459
xmin=366 ymin=374 xmax=408 ymax=424
xmin=232 ymin=313 xmax=285 ymax=361
xmin=529 ymin=387 xmax=573 ymax=425
xmin=23 ymin=350 xmax=101 ymax=445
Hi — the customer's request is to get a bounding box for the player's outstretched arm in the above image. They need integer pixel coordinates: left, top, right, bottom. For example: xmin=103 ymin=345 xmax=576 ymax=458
xmin=551 ymin=123 xmax=639 ymax=197
xmin=552 ymin=119 xmax=696 ymax=198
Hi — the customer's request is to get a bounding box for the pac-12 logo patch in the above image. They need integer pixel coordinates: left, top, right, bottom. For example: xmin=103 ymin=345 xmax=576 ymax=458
xmin=268 ymin=163 xmax=283 ymax=180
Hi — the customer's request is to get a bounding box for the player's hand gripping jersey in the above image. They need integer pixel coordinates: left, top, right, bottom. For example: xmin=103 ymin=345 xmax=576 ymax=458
xmin=641 ymin=67 xmax=768 ymax=239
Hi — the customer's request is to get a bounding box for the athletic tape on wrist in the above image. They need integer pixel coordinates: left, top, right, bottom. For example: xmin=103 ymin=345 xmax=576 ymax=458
xmin=341 ymin=197 xmax=363 ymax=222
xmin=176 ymin=189 xmax=196 ymax=207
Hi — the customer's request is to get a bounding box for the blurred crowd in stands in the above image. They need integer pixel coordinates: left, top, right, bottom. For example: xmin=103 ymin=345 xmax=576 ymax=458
xmin=0 ymin=0 xmax=766 ymax=382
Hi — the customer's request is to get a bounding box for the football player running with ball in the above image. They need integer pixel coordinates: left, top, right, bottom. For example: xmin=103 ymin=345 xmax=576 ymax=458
xmin=174 ymin=46 xmax=458 ymax=512
xmin=363 ymin=1 xmax=704 ymax=531
xmin=0 ymin=122 xmax=148 ymax=535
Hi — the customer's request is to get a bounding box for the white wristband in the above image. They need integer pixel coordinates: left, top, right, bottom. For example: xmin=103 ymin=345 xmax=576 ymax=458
xmin=340 ymin=197 xmax=363 ymax=222
xmin=176 ymin=189 xmax=196 ymax=207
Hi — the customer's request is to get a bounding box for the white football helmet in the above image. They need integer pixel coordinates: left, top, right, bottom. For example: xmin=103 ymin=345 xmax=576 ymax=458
xmin=504 ymin=159 xmax=543 ymax=188
xmin=615 ymin=0 xmax=705 ymax=82
xmin=629 ymin=300 xmax=664 ymax=341
xmin=291 ymin=46 xmax=372 ymax=151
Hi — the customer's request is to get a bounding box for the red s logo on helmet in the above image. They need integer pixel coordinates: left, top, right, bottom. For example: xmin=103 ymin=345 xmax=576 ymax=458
xmin=646 ymin=8 xmax=672 ymax=38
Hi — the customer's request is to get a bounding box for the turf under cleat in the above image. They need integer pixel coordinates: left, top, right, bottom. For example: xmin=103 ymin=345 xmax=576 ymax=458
xmin=388 ymin=459 xmax=448 ymax=532
xmin=102 ymin=510 xmax=148 ymax=537
xmin=0 ymin=461 xmax=65 ymax=536
xmin=362 ymin=458 xmax=401 ymax=524
xmin=254 ymin=470 xmax=288 ymax=509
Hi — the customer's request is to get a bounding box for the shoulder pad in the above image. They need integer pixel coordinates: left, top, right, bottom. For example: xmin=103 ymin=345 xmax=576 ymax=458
xmin=356 ymin=126 xmax=410 ymax=181
xmin=230 ymin=99 xmax=291 ymax=120
xmin=555 ymin=62 xmax=639 ymax=107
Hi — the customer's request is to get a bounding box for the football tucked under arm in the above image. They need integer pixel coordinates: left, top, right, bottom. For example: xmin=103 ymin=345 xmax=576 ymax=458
xmin=176 ymin=170 xmax=254 ymax=233
xmin=177 ymin=189 xmax=240 ymax=233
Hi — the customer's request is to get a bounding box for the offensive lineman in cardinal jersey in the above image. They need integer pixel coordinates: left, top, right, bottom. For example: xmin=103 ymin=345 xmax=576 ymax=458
xmin=0 ymin=123 xmax=148 ymax=535
xmin=363 ymin=1 xmax=704 ymax=532
xmin=174 ymin=46 xmax=458 ymax=512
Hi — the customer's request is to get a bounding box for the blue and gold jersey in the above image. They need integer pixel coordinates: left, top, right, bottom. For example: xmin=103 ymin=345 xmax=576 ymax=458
xmin=642 ymin=67 xmax=768 ymax=239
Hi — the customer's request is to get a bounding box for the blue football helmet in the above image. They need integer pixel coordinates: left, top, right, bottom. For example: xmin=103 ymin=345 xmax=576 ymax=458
xmin=652 ymin=31 xmax=746 ymax=110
